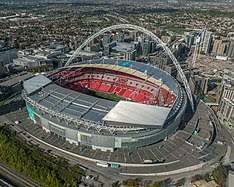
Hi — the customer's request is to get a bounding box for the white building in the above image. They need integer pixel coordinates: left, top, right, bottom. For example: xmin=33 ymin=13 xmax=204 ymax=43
xmin=218 ymin=70 xmax=234 ymax=128
xmin=202 ymin=31 xmax=212 ymax=55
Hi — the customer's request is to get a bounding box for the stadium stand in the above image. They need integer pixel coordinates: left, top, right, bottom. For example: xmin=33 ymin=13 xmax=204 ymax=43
xmin=51 ymin=67 xmax=176 ymax=107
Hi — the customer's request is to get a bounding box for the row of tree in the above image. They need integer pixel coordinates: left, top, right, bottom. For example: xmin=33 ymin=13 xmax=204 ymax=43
xmin=114 ymin=178 xmax=174 ymax=187
xmin=0 ymin=126 xmax=83 ymax=187
xmin=191 ymin=165 xmax=228 ymax=187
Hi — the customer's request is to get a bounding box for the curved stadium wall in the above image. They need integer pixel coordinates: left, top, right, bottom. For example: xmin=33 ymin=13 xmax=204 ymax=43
xmin=22 ymin=59 xmax=188 ymax=151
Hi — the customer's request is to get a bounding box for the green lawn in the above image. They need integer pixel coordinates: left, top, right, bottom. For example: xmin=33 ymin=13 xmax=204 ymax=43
xmin=88 ymin=90 xmax=124 ymax=102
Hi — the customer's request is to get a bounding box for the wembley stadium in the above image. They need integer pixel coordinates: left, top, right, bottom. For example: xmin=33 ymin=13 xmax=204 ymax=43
xmin=20 ymin=25 xmax=225 ymax=172
xmin=22 ymin=57 xmax=187 ymax=151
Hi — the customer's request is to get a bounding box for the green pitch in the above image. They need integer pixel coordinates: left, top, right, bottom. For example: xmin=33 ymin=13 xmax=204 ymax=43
xmin=88 ymin=89 xmax=124 ymax=102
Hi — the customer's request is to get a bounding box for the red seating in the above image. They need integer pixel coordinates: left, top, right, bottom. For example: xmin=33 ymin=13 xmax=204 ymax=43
xmin=123 ymin=90 xmax=133 ymax=98
xmin=118 ymin=88 xmax=127 ymax=96
xmin=114 ymin=87 xmax=122 ymax=93
xmin=52 ymin=67 xmax=177 ymax=107
xmin=158 ymin=88 xmax=168 ymax=101
xmin=133 ymin=93 xmax=145 ymax=102
xmin=89 ymin=80 xmax=101 ymax=90
xmin=165 ymin=93 xmax=176 ymax=105
xmin=99 ymin=83 xmax=111 ymax=92
xmin=109 ymin=85 xmax=116 ymax=93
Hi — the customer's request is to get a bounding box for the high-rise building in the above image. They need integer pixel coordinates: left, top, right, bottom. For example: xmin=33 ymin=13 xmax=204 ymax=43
xmin=190 ymin=75 xmax=208 ymax=102
xmin=116 ymin=32 xmax=124 ymax=42
xmin=102 ymin=33 xmax=111 ymax=46
xmin=135 ymin=42 xmax=142 ymax=56
xmin=219 ymin=40 xmax=230 ymax=57
xmin=212 ymin=39 xmax=230 ymax=57
xmin=186 ymin=33 xmax=195 ymax=49
xmin=218 ymin=70 xmax=234 ymax=128
xmin=149 ymin=54 xmax=171 ymax=73
xmin=142 ymin=40 xmax=151 ymax=56
xmin=228 ymin=40 xmax=234 ymax=59
xmin=137 ymin=36 xmax=143 ymax=44
xmin=212 ymin=39 xmax=222 ymax=55
xmin=150 ymin=41 xmax=156 ymax=53
xmin=202 ymin=31 xmax=212 ymax=54
xmin=103 ymin=42 xmax=117 ymax=56
xmin=128 ymin=30 xmax=137 ymax=41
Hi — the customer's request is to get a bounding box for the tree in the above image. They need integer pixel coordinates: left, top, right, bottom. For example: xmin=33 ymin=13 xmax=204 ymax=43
xmin=212 ymin=165 xmax=228 ymax=187
xmin=0 ymin=127 xmax=83 ymax=187
xmin=176 ymin=178 xmax=186 ymax=187
xmin=122 ymin=179 xmax=137 ymax=187
xmin=112 ymin=181 xmax=120 ymax=187
xmin=147 ymin=183 xmax=161 ymax=187
xmin=191 ymin=175 xmax=202 ymax=183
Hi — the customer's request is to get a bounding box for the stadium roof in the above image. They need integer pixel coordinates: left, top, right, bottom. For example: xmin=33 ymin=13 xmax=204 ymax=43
xmin=23 ymin=75 xmax=52 ymax=95
xmin=27 ymin=81 xmax=116 ymax=123
xmin=0 ymin=72 xmax=33 ymax=87
xmin=103 ymin=101 xmax=171 ymax=128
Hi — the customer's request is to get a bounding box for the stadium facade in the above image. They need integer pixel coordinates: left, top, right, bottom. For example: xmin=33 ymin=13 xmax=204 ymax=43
xmin=22 ymin=58 xmax=188 ymax=152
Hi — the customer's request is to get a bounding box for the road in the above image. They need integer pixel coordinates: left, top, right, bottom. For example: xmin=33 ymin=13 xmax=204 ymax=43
xmin=208 ymin=106 xmax=234 ymax=163
xmin=0 ymin=163 xmax=39 ymax=187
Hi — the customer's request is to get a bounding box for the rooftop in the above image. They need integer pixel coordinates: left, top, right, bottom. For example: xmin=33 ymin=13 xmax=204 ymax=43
xmin=0 ymin=72 xmax=33 ymax=87
xmin=23 ymin=75 xmax=52 ymax=95
xmin=103 ymin=101 xmax=171 ymax=128
xmin=112 ymin=42 xmax=135 ymax=53
xmin=27 ymin=81 xmax=116 ymax=124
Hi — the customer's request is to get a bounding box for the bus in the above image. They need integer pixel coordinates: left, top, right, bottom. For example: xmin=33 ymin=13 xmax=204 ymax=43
xmin=143 ymin=160 xmax=153 ymax=164
xmin=96 ymin=162 xmax=109 ymax=168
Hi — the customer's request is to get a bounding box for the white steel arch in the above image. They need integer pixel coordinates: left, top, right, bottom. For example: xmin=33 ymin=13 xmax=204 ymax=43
xmin=65 ymin=24 xmax=194 ymax=111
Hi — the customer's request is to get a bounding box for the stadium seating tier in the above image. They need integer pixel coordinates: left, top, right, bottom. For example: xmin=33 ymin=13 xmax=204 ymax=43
xmin=50 ymin=67 xmax=177 ymax=107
